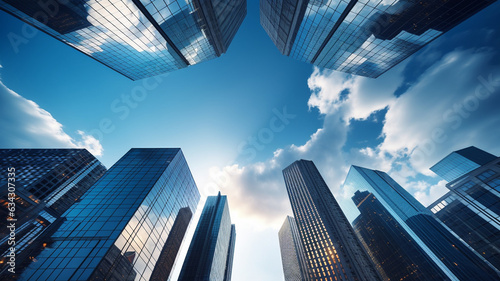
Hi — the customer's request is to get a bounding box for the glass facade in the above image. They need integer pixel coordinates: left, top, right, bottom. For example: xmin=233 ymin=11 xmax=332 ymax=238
xmin=343 ymin=165 xmax=500 ymax=280
xmin=223 ymin=224 xmax=236 ymax=281
xmin=0 ymin=149 xmax=106 ymax=279
xmin=178 ymin=193 xmax=236 ymax=281
xmin=429 ymin=155 xmax=500 ymax=272
xmin=0 ymin=0 xmax=246 ymax=80
xmin=149 ymin=207 xmax=192 ymax=281
xmin=260 ymin=0 xmax=497 ymax=78
xmin=282 ymin=160 xmax=382 ymax=281
xmin=352 ymin=191 xmax=448 ymax=280
xmin=260 ymin=0 xmax=308 ymax=56
xmin=193 ymin=0 xmax=247 ymax=55
xmin=18 ymin=148 xmax=200 ymax=281
xmin=278 ymin=216 xmax=309 ymax=281
xmin=430 ymin=146 xmax=497 ymax=182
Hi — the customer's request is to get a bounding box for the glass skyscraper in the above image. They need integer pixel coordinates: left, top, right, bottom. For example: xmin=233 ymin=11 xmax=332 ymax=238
xmin=351 ymin=191 xmax=448 ymax=280
xmin=430 ymin=146 xmax=497 ymax=182
xmin=0 ymin=0 xmax=247 ymax=80
xmin=343 ymin=165 xmax=500 ymax=280
xmin=429 ymin=147 xmax=500 ymax=272
xmin=223 ymin=224 xmax=236 ymax=281
xmin=150 ymin=207 xmax=192 ymax=281
xmin=18 ymin=148 xmax=200 ymax=281
xmin=260 ymin=0 xmax=497 ymax=78
xmin=178 ymin=192 xmax=236 ymax=281
xmin=282 ymin=160 xmax=382 ymax=281
xmin=0 ymin=149 xmax=106 ymax=279
xmin=278 ymin=216 xmax=309 ymax=281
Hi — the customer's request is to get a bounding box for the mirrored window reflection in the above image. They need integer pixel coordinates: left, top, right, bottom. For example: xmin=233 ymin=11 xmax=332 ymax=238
xmin=18 ymin=149 xmax=200 ymax=281
xmin=0 ymin=0 xmax=246 ymax=80
xmin=178 ymin=195 xmax=234 ymax=281
xmin=262 ymin=0 xmax=496 ymax=78
xmin=343 ymin=166 xmax=500 ymax=281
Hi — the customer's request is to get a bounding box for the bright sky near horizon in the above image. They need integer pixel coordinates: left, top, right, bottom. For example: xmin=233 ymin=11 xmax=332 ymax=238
xmin=1 ymin=1 xmax=500 ymax=280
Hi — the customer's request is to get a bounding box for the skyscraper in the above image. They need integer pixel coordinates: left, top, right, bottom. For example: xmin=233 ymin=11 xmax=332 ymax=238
xmin=0 ymin=0 xmax=247 ymax=80
xmin=278 ymin=216 xmax=309 ymax=281
xmin=430 ymin=146 xmax=497 ymax=182
xmin=282 ymin=160 xmax=382 ymax=281
xmin=260 ymin=0 xmax=497 ymax=78
xmin=150 ymin=207 xmax=193 ymax=281
xmin=223 ymin=224 xmax=236 ymax=281
xmin=18 ymin=148 xmax=200 ymax=281
xmin=351 ymin=191 xmax=448 ymax=280
xmin=0 ymin=149 xmax=107 ymax=278
xmin=178 ymin=192 xmax=236 ymax=281
xmin=343 ymin=165 xmax=500 ymax=280
xmin=428 ymin=147 xmax=500 ymax=271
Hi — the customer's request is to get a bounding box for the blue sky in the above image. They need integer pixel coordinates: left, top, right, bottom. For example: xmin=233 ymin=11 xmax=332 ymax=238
xmin=1 ymin=1 xmax=500 ymax=281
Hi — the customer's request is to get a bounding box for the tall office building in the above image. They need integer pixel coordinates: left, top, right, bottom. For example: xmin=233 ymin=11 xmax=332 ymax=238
xmin=0 ymin=0 xmax=247 ymax=80
xmin=150 ymin=207 xmax=193 ymax=281
xmin=260 ymin=0 xmax=497 ymax=78
xmin=0 ymin=149 xmax=106 ymax=278
xmin=18 ymin=148 xmax=200 ymax=281
xmin=351 ymin=191 xmax=448 ymax=280
xmin=282 ymin=160 xmax=382 ymax=281
xmin=223 ymin=224 xmax=236 ymax=281
xmin=343 ymin=165 xmax=500 ymax=280
xmin=278 ymin=216 xmax=309 ymax=281
xmin=428 ymin=147 xmax=500 ymax=271
xmin=178 ymin=193 xmax=236 ymax=281
xmin=430 ymin=146 xmax=498 ymax=182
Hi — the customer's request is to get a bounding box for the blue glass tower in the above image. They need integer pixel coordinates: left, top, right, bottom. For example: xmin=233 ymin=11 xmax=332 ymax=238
xmin=429 ymin=147 xmax=500 ymax=272
xmin=352 ymin=191 xmax=448 ymax=280
xmin=260 ymin=0 xmax=497 ymax=78
xmin=0 ymin=0 xmax=246 ymax=80
xmin=150 ymin=207 xmax=193 ymax=281
xmin=223 ymin=224 xmax=236 ymax=281
xmin=178 ymin=193 xmax=236 ymax=281
xmin=282 ymin=160 xmax=382 ymax=281
xmin=430 ymin=146 xmax=497 ymax=182
xmin=18 ymin=148 xmax=200 ymax=281
xmin=343 ymin=165 xmax=500 ymax=280
xmin=0 ymin=149 xmax=106 ymax=279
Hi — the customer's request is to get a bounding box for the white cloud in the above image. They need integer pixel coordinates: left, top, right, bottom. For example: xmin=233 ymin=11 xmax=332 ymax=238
xmin=379 ymin=49 xmax=500 ymax=175
xmin=206 ymin=113 xmax=351 ymax=229
xmin=208 ymin=47 xmax=500 ymax=230
xmin=75 ymin=130 xmax=104 ymax=156
xmin=0 ymin=81 xmax=103 ymax=156
xmin=414 ymin=180 xmax=449 ymax=207
xmin=307 ymin=61 xmax=405 ymax=122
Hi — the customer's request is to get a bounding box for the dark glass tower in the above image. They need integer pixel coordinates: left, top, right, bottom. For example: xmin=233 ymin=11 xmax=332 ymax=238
xmin=150 ymin=207 xmax=193 ymax=281
xmin=0 ymin=0 xmax=247 ymax=80
xmin=18 ymin=148 xmax=200 ymax=281
xmin=282 ymin=160 xmax=382 ymax=281
xmin=352 ymin=191 xmax=448 ymax=280
xmin=178 ymin=193 xmax=236 ymax=281
xmin=223 ymin=224 xmax=236 ymax=281
xmin=278 ymin=216 xmax=309 ymax=281
xmin=429 ymin=147 xmax=500 ymax=271
xmin=260 ymin=0 xmax=497 ymax=78
xmin=344 ymin=165 xmax=500 ymax=280
xmin=0 ymin=149 xmax=106 ymax=279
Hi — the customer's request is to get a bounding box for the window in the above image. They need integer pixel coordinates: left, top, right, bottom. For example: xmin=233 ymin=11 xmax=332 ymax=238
xmin=477 ymin=169 xmax=496 ymax=181
xmin=460 ymin=181 xmax=476 ymax=192
xmin=487 ymin=178 xmax=500 ymax=192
